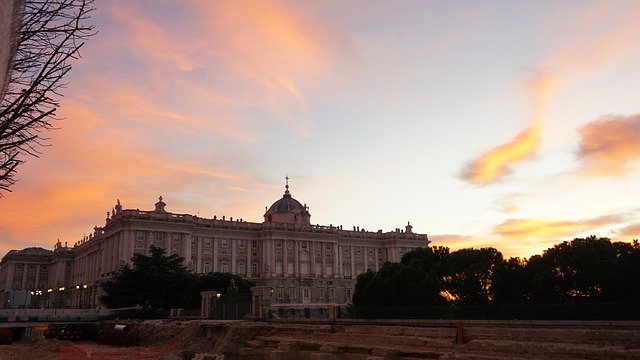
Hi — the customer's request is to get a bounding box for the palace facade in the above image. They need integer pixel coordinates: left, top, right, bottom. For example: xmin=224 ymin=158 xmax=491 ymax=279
xmin=0 ymin=182 xmax=429 ymax=309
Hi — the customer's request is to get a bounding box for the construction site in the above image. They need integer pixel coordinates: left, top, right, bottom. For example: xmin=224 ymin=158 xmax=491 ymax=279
xmin=1 ymin=319 xmax=640 ymax=359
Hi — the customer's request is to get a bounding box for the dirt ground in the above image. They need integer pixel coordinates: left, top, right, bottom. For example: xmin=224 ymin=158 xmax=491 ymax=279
xmin=0 ymin=320 xmax=222 ymax=360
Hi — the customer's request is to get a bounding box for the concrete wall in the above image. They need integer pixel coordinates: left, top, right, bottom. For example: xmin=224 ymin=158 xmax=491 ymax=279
xmin=0 ymin=307 xmax=112 ymax=322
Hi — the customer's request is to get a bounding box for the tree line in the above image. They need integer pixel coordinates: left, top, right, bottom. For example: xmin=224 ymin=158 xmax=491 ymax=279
xmin=353 ymin=236 xmax=640 ymax=308
xmin=100 ymin=245 xmax=254 ymax=309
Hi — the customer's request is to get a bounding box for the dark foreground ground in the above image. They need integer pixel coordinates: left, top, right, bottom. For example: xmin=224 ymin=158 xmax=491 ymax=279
xmin=2 ymin=319 xmax=640 ymax=359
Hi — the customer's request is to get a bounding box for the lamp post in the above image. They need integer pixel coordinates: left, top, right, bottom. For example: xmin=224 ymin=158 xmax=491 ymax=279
xmin=215 ymin=292 xmax=221 ymax=319
xmin=58 ymin=286 xmax=65 ymax=308
xmin=80 ymin=284 xmax=87 ymax=309
xmin=30 ymin=290 xmax=43 ymax=309
xmin=47 ymin=288 xmax=53 ymax=308
xmin=75 ymin=285 xmax=83 ymax=308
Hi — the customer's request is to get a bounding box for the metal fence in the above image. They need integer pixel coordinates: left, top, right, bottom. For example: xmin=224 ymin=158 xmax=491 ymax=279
xmin=348 ymin=302 xmax=640 ymax=321
xmin=215 ymin=292 xmax=252 ymax=320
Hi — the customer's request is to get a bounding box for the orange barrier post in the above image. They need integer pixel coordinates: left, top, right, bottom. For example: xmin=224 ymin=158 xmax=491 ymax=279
xmin=457 ymin=321 xmax=464 ymax=345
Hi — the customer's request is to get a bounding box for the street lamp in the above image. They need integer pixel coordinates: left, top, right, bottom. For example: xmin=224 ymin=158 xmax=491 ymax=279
xmin=82 ymin=284 xmax=88 ymax=309
xmin=75 ymin=285 xmax=81 ymax=308
xmin=30 ymin=290 xmax=43 ymax=309
xmin=46 ymin=288 xmax=53 ymax=308
xmin=59 ymin=287 xmax=65 ymax=308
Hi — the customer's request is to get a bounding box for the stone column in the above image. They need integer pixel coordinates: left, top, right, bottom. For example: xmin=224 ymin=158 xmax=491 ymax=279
xmin=350 ymin=248 xmax=355 ymax=278
xmin=200 ymin=291 xmax=220 ymax=319
xmin=338 ymin=245 xmax=343 ymax=278
xmin=269 ymin=239 xmax=275 ymax=277
xmin=231 ymin=239 xmax=237 ymax=274
xmin=146 ymin=231 xmax=153 ymax=254
xmin=250 ymin=286 xmax=272 ymax=319
xmin=35 ymin=265 xmax=41 ymax=292
xmin=333 ymin=243 xmax=339 ymax=276
xmin=294 ymin=241 xmax=299 ymax=277
xmin=246 ymin=240 xmax=252 ymax=277
xmin=213 ymin=239 xmax=219 ymax=272
xmin=196 ymin=237 xmax=202 ymax=274
xmin=21 ymin=264 xmax=27 ymax=289
xmin=185 ymin=233 xmax=192 ymax=270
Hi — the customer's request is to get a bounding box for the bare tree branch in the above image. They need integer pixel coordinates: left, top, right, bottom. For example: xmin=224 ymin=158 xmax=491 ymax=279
xmin=0 ymin=0 xmax=96 ymax=195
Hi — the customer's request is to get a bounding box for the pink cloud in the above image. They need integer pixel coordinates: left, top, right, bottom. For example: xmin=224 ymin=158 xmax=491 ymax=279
xmin=105 ymin=1 xmax=336 ymax=139
xmin=577 ymin=113 xmax=640 ymax=176
xmin=619 ymin=222 xmax=640 ymax=239
xmin=493 ymin=214 xmax=628 ymax=240
xmin=461 ymin=3 xmax=640 ymax=186
xmin=459 ymin=73 xmax=558 ymax=186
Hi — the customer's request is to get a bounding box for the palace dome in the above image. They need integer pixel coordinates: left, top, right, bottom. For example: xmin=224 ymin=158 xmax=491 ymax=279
xmin=267 ymin=191 xmax=304 ymax=213
xmin=264 ymin=178 xmax=311 ymax=225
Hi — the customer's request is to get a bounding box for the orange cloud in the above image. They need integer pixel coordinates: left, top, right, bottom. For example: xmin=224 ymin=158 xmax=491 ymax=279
xmin=460 ymin=122 xmax=541 ymax=185
xmin=577 ymin=113 xmax=640 ymax=176
xmin=460 ymin=72 xmax=558 ymax=185
xmin=429 ymin=234 xmax=490 ymax=250
xmin=460 ymin=3 xmax=640 ymax=186
xmin=108 ymin=3 xmax=200 ymax=72
xmin=619 ymin=223 xmax=640 ymax=239
xmin=493 ymin=214 xmax=627 ymax=239
xmin=0 ymin=97 xmax=266 ymax=257
xmin=99 ymin=0 xmax=333 ymax=140
xmin=429 ymin=233 xmax=559 ymax=259
xmin=1 ymin=0 xmax=335 ymax=256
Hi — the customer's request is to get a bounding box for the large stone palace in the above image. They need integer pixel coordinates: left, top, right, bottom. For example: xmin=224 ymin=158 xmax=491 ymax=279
xmin=0 ymin=181 xmax=430 ymax=309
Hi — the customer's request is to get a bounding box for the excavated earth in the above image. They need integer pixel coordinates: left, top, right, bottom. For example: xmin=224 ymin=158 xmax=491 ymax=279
xmin=1 ymin=320 xmax=639 ymax=359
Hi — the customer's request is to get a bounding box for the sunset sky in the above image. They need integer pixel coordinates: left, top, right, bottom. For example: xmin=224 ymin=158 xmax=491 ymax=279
xmin=2 ymin=0 xmax=640 ymax=260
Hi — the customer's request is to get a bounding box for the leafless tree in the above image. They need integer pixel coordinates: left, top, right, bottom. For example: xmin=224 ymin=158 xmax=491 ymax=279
xmin=0 ymin=0 xmax=95 ymax=195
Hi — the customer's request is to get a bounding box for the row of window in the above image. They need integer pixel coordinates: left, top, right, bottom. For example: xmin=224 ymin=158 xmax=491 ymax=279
xmin=275 ymin=241 xmax=333 ymax=251
xmin=136 ymin=233 xmax=261 ymax=250
xmin=274 ymin=287 xmax=349 ymax=301
xmin=199 ymin=260 xmax=259 ymax=276
xmin=135 ymin=232 xmax=407 ymax=255
xmin=135 ymin=234 xmax=408 ymax=269
xmin=13 ymin=270 xmax=46 ymax=278
xmin=13 ymin=282 xmax=47 ymax=290
xmin=14 ymin=264 xmax=47 ymax=270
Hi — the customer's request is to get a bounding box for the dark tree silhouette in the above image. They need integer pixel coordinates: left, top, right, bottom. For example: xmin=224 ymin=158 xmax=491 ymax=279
xmin=352 ymin=236 xmax=640 ymax=312
xmin=440 ymin=247 xmax=503 ymax=305
xmin=352 ymin=247 xmax=448 ymax=308
xmin=101 ymin=245 xmax=192 ymax=309
xmin=0 ymin=0 xmax=95 ymax=194
xmin=491 ymin=256 xmax=528 ymax=304
xmin=526 ymin=236 xmax=640 ymax=303
xmin=101 ymin=245 xmax=255 ymax=310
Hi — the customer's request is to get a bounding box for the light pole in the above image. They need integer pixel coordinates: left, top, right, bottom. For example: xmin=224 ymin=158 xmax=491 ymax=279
xmin=47 ymin=288 xmax=53 ymax=308
xmin=58 ymin=286 xmax=65 ymax=308
xmin=30 ymin=290 xmax=43 ymax=309
xmin=80 ymin=284 xmax=87 ymax=309
xmin=215 ymin=292 xmax=221 ymax=318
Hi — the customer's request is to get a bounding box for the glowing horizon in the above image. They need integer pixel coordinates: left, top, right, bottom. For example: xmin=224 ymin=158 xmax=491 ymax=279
xmin=2 ymin=0 xmax=640 ymax=260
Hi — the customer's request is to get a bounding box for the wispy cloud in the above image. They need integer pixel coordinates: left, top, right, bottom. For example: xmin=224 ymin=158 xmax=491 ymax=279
xmin=2 ymin=0 xmax=340 ymax=256
xmin=619 ymin=222 xmax=640 ymax=239
xmin=460 ymin=121 xmax=542 ymax=186
xmin=576 ymin=113 xmax=640 ymax=176
xmin=459 ymin=71 xmax=558 ymax=186
xmin=429 ymin=233 xmax=556 ymax=259
xmin=493 ymin=214 xmax=629 ymax=239
xmin=460 ymin=3 xmax=640 ymax=186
